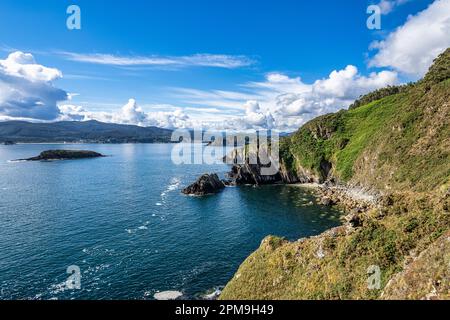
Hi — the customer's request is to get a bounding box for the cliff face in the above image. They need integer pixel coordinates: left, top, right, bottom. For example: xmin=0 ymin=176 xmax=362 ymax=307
xmin=220 ymin=48 xmax=450 ymax=300
xmin=230 ymin=49 xmax=450 ymax=193
xmin=227 ymin=161 xmax=313 ymax=185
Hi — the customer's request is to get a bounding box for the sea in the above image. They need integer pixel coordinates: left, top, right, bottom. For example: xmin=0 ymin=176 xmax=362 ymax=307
xmin=0 ymin=143 xmax=342 ymax=299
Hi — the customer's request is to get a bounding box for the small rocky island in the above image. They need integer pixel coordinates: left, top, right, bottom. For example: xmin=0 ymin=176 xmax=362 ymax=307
xmin=18 ymin=150 xmax=105 ymax=161
xmin=182 ymin=173 xmax=225 ymax=196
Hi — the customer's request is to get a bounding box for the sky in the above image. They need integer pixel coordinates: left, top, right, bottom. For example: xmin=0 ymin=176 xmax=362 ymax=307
xmin=0 ymin=0 xmax=449 ymax=131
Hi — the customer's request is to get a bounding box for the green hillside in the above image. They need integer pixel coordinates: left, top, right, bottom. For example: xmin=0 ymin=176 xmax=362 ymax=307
xmin=220 ymin=49 xmax=450 ymax=300
xmin=281 ymin=49 xmax=450 ymax=191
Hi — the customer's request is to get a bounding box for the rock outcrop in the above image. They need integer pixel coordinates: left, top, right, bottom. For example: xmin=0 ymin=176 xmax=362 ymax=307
xmin=381 ymin=231 xmax=450 ymax=300
xmin=316 ymin=183 xmax=378 ymax=212
xmin=182 ymin=173 xmax=225 ymax=196
xmin=227 ymin=163 xmax=283 ymax=186
xmin=19 ymin=150 xmax=105 ymax=161
xmin=226 ymin=160 xmax=318 ymax=186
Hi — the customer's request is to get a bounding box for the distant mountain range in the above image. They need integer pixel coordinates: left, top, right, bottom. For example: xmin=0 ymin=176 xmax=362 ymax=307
xmin=0 ymin=120 xmax=173 ymax=143
xmin=0 ymin=120 xmax=293 ymax=144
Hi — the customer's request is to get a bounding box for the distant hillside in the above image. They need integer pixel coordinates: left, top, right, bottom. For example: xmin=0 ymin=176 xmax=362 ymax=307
xmin=221 ymin=48 xmax=450 ymax=300
xmin=0 ymin=120 xmax=173 ymax=143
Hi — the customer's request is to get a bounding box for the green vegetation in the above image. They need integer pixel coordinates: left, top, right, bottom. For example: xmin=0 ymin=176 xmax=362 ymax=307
xmin=348 ymin=84 xmax=413 ymax=110
xmin=280 ymin=48 xmax=450 ymax=191
xmin=423 ymin=48 xmax=450 ymax=85
xmin=221 ymin=48 xmax=450 ymax=300
xmin=220 ymin=192 xmax=450 ymax=299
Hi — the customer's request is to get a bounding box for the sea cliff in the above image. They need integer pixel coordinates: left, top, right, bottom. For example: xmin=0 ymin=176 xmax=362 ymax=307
xmin=219 ymin=48 xmax=450 ymax=300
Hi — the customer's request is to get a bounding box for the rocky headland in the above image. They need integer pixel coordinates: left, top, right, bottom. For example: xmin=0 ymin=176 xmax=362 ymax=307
xmin=217 ymin=49 xmax=450 ymax=300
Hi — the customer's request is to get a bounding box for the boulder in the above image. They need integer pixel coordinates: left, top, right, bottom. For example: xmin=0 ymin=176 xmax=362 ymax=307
xmin=345 ymin=211 xmax=363 ymax=228
xmin=319 ymin=197 xmax=335 ymax=206
xmin=182 ymin=173 xmax=225 ymax=196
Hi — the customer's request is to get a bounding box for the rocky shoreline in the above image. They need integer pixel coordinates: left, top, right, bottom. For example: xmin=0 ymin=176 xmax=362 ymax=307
xmin=183 ymin=163 xmax=379 ymax=228
xmin=183 ymin=154 xmax=380 ymax=215
xmin=313 ymin=183 xmax=380 ymax=230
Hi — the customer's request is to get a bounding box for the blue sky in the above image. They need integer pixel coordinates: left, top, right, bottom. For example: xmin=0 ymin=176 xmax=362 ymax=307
xmin=0 ymin=0 xmax=448 ymax=130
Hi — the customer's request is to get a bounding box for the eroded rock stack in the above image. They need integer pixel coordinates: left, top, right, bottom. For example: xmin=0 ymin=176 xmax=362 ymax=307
xmin=182 ymin=173 xmax=225 ymax=196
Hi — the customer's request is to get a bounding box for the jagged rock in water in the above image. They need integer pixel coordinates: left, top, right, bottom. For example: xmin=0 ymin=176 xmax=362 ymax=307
xmin=182 ymin=173 xmax=225 ymax=196
xmin=227 ymin=163 xmax=283 ymax=186
xmin=19 ymin=150 xmax=105 ymax=161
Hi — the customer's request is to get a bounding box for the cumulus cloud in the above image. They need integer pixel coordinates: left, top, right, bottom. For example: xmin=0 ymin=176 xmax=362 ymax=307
xmin=0 ymin=52 xmax=399 ymax=131
xmin=369 ymin=0 xmax=450 ymax=76
xmin=59 ymin=99 xmax=192 ymax=129
xmin=176 ymin=66 xmax=398 ymax=131
xmin=0 ymin=51 xmax=68 ymax=120
xmin=312 ymin=66 xmax=398 ymax=99
xmin=266 ymin=67 xmax=397 ymax=130
xmin=58 ymin=104 xmax=88 ymax=121
xmin=113 ymin=98 xmax=147 ymax=126
xmin=240 ymin=100 xmax=274 ymax=129
xmin=375 ymin=0 xmax=410 ymax=15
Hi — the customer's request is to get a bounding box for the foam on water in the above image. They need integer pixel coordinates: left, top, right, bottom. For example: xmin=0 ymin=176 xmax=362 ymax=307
xmin=160 ymin=177 xmax=181 ymax=200
xmin=126 ymin=221 xmax=150 ymax=233
xmin=153 ymin=290 xmax=183 ymax=300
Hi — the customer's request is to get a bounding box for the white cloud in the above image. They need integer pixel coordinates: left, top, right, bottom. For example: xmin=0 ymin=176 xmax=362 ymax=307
xmin=114 ymin=98 xmax=147 ymax=126
xmin=0 ymin=52 xmax=399 ymax=131
xmin=264 ymin=67 xmax=397 ymax=130
xmin=58 ymin=104 xmax=87 ymax=121
xmin=375 ymin=0 xmax=410 ymax=15
xmin=0 ymin=51 xmax=68 ymax=120
xmin=0 ymin=51 xmax=62 ymax=82
xmin=171 ymin=66 xmax=398 ymax=131
xmin=60 ymin=52 xmax=256 ymax=69
xmin=59 ymin=99 xmax=192 ymax=129
xmin=369 ymin=0 xmax=450 ymax=76
xmin=312 ymin=66 xmax=398 ymax=99
xmin=242 ymin=100 xmax=274 ymax=129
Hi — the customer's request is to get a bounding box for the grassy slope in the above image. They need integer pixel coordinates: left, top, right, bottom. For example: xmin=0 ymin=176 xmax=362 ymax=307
xmin=220 ymin=49 xmax=450 ymax=300
xmin=282 ymin=78 xmax=450 ymax=191
xmin=220 ymin=192 xmax=449 ymax=299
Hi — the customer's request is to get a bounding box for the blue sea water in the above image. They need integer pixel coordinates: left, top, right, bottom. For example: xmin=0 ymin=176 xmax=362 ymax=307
xmin=0 ymin=143 xmax=342 ymax=300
